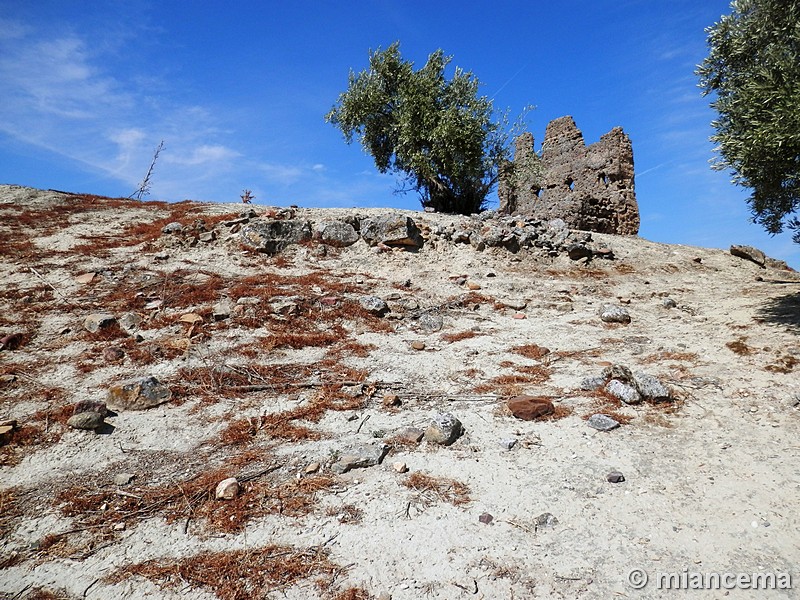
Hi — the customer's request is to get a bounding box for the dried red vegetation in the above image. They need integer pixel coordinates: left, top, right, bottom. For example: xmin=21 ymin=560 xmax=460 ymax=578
xmin=219 ymin=383 xmax=370 ymax=444
xmin=402 ymin=472 xmax=471 ymax=506
xmin=726 ymin=337 xmax=752 ymax=356
xmin=473 ymin=364 xmax=551 ymax=395
xmin=54 ymin=453 xmax=341 ymax=536
xmin=0 ymin=392 xmax=70 ymax=466
xmin=440 ymin=330 xmax=479 ymax=343
xmin=107 ymin=544 xmax=340 ymax=600
xmin=765 ymin=355 xmax=798 ymax=374
xmin=641 ymin=351 xmax=700 ymax=363
xmin=511 ymin=343 xmax=551 ymax=360
xmin=333 ymin=588 xmax=373 ymax=600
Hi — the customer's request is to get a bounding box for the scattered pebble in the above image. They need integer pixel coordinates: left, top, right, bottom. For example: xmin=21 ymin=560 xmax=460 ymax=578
xmin=304 ymin=462 xmax=320 ymax=474
xmin=410 ymin=341 xmax=426 ymax=351
xmin=607 ymin=471 xmax=626 ymax=483
xmin=533 ymin=512 xmax=559 ymax=529
xmin=392 ymin=461 xmax=408 ymax=473
xmin=479 ymin=512 xmax=494 ymax=524
xmin=215 ymin=477 xmax=240 ymax=500
xmin=382 ymin=394 xmax=402 ymax=408
xmin=499 ymin=438 xmax=518 ymax=450
xmin=587 ymin=414 xmax=620 ymax=431
xmin=599 ymin=304 xmax=631 ymax=324
xmin=114 ymin=473 xmax=136 ymax=486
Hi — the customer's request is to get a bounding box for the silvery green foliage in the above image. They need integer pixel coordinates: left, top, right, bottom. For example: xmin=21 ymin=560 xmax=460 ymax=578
xmin=697 ymin=0 xmax=800 ymax=242
xmin=326 ymin=42 xmax=513 ymax=215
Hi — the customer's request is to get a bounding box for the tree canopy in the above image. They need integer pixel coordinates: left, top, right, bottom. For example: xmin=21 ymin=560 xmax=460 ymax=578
xmin=697 ymin=0 xmax=800 ymax=242
xmin=325 ymin=42 xmax=511 ymax=214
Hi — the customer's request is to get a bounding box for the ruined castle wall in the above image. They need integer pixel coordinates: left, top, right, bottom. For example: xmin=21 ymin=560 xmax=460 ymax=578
xmin=498 ymin=116 xmax=640 ymax=235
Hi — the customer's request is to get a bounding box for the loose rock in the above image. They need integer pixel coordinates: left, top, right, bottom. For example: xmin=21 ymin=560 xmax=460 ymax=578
xmin=215 ymin=477 xmax=240 ymax=500
xmin=395 ymin=427 xmax=424 ymax=443
xmin=416 ymin=312 xmax=443 ymax=333
xmin=533 ymin=512 xmax=559 ymax=529
xmin=479 ymin=513 xmax=494 ymax=524
xmin=599 ymin=304 xmax=631 ymax=324
xmin=392 ymin=461 xmax=409 ymax=473
xmin=114 ymin=473 xmax=136 ymax=486
xmin=730 ymin=244 xmax=766 ymax=267
xmin=507 ymin=396 xmax=555 ymax=421
xmin=587 ymin=413 xmax=620 ymax=431
xmin=84 ymin=313 xmax=116 ymax=333
xmin=423 ymin=413 xmax=463 ymax=445
xmin=360 ymin=215 xmax=423 ymax=248
xmin=633 ymin=372 xmax=672 ymax=402
xmin=331 ymin=443 xmax=390 ymax=474
xmin=605 ymin=379 xmax=642 ymax=405
xmin=240 ymin=219 xmax=312 ymax=254
xmin=382 ymin=394 xmax=401 ymax=408
xmin=315 ymin=220 xmax=359 ymax=248
xmin=67 ymin=412 xmax=105 ymax=430
xmin=107 ymin=376 xmax=172 ymax=411
xmin=359 ymin=296 xmax=389 ymax=316
xmin=410 ymin=341 xmax=426 ymax=351
xmin=607 ymin=471 xmax=626 ymax=483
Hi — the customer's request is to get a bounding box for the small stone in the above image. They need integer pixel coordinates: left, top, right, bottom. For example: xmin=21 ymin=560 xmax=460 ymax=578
xmin=395 ymin=427 xmax=424 ymax=443
xmin=107 ymin=375 xmax=172 ymax=411
xmin=83 ymin=313 xmax=116 ymax=333
xmin=423 ymin=413 xmax=463 ymax=446
xmin=73 ymin=399 xmax=107 ymax=417
xmin=417 ymin=312 xmax=443 ymax=333
xmin=467 ymin=281 xmax=482 ymax=290
xmin=411 ymin=341 xmax=426 ymax=351
xmin=103 ymin=346 xmax=125 ymax=362
xmin=359 ymin=296 xmax=389 ymax=316
xmin=392 ymin=461 xmax=408 ymax=473
xmin=533 ymin=512 xmax=559 ymax=529
xmin=382 ymin=394 xmax=401 ymax=408
xmin=331 ymin=443 xmax=390 ymax=474
xmin=67 ymin=412 xmax=105 ymax=430
xmin=212 ymin=300 xmax=232 ymax=321
xmin=198 ymin=231 xmax=216 ymax=243
xmin=114 ymin=473 xmax=135 ymax=486
xmin=605 ymin=379 xmax=642 ymax=405
xmin=215 ymin=477 xmax=240 ymax=500
xmin=661 ymin=297 xmax=677 ymax=309
xmin=580 ymin=376 xmax=606 ymax=391
xmin=304 ymin=462 xmax=320 ymax=474
xmin=113 ymin=522 xmax=126 ymax=531
xmin=507 ymin=396 xmax=555 ymax=421
xmin=499 ymin=438 xmax=517 ymax=450
xmin=478 ymin=512 xmax=494 ymax=524
xmin=633 ymin=372 xmax=671 ymax=402
xmin=161 ymin=222 xmax=183 ymax=234
xmin=587 ymin=414 xmax=620 ymax=431
xmin=599 ymin=305 xmax=631 ymax=324
xmin=502 ymin=299 xmax=528 ymax=311
xmin=512 ymin=312 xmax=527 ymax=320
xmin=179 ymin=313 xmax=204 ymax=324
xmin=377 ymin=593 xmax=392 ymax=600
xmin=607 ymin=471 xmax=626 ymax=483
xmin=118 ymin=312 xmax=142 ymax=332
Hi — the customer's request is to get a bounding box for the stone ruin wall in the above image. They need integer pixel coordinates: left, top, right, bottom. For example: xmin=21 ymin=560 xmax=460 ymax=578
xmin=498 ymin=116 xmax=640 ymax=235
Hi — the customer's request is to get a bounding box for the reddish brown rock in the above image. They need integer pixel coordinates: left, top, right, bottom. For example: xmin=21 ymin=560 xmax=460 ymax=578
xmin=507 ymin=396 xmax=555 ymax=421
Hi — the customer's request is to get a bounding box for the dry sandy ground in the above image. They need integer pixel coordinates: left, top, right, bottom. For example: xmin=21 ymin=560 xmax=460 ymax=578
xmin=1 ymin=185 xmax=799 ymax=599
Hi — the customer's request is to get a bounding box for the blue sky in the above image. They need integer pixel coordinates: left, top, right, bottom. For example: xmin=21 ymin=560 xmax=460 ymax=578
xmin=1 ymin=1 xmax=798 ymax=268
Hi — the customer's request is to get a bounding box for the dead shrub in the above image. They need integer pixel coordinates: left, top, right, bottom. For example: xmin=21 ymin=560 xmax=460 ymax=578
xmin=765 ymin=355 xmax=798 ymax=373
xmin=473 ymin=365 xmax=551 ymax=395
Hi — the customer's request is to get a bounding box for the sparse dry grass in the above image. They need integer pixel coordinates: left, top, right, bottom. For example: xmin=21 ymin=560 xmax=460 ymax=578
xmin=402 ymin=472 xmax=471 ymax=506
xmin=53 ymin=453 xmax=342 ymax=537
xmin=106 ymin=544 xmax=340 ymax=600
xmin=473 ymin=364 xmax=551 ymax=395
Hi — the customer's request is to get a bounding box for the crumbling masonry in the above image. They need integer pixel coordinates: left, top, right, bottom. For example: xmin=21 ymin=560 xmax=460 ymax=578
xmin=498 ymin=116 xmax=640 ymax=235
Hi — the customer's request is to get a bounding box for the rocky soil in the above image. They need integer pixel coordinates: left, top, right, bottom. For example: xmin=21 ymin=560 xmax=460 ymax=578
xmin=1 ymin=184 xmax=799 ymax=599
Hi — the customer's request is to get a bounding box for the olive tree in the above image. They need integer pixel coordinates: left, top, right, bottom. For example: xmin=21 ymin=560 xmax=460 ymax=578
xmin=697 ymin=0 xmax=800 ymax=242
xmin=325 ymin=42 xmax=512 ymax=214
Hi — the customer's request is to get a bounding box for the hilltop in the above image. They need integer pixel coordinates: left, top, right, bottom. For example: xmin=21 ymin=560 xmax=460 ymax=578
xmin=1 ymin=185 xmax=798 ymax=599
